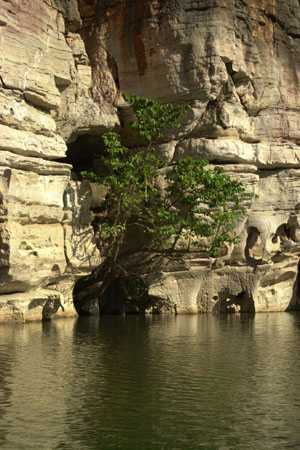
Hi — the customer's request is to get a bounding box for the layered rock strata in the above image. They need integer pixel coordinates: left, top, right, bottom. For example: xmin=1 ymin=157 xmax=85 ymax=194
xmin=78 ymin=0 xmax=300 ymax=314
xmin=1 ymin=0 xmax=300 ymax=319
xmin=0 ymin=0 xmax=118 ymax=321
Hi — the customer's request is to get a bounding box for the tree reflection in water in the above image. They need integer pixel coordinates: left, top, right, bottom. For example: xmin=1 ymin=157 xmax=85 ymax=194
xmin=0 ymin=315 xmax=299 ymax=449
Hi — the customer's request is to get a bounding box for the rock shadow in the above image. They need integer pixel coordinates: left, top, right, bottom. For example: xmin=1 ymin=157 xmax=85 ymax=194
xmin=213 ymin=288 xmax=255 ymax=314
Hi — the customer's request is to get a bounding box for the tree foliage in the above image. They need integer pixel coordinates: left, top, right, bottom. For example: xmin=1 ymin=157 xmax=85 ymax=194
xmin=80 ymin=95 xmax=249 ymax=305
xmin=76 ymin=97 xmax=249 ymax=311
xmin=123 ymin=94 xmax=188 ymax=143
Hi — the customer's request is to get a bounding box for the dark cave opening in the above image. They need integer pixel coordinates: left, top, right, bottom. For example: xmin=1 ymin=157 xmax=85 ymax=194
xmin=73 ymin=274 xmax=153 ymax=317
xmin=245 ymin=226 xmax=261 ymax=264
xmin=213 ymin=288 xmax=255 ymax=314
xmin=275 ymin=223 xmax=296 ymax=243
xmin=64 ymin=134 xmax=106 ymax=175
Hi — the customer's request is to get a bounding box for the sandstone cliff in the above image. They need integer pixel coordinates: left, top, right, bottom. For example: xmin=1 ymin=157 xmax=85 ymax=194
xmin=0 ymin=0 xmax=118 ymax=320
xmin=1 ymin=0 xmax=300 ymax=320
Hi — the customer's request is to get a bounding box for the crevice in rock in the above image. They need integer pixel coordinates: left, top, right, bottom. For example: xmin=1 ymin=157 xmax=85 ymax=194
xmin=213 ymin=288 xmax=255 ymax=313
xmin=184 ymin=6 xmax=216 ymax=13
xmin=73 ymin=269 xmax=165 ymax=317
xmin=289 ymin=259 xmax=300 ymax=311
xmin=276 ymin=223 xmax=296 ymax=244
xmin=222 ymin=58 xmax=258 ymax=117
xmin=0 ymin=74 xmax=6 ymax=88
xmin=265 ymin=11 xmax=300 ymax=39
xmin=60 ymin=134 xmax=106 ymax=176
xmin=100 ymin=278 xmax=151 ymax=315
xmin=52 ymin=0 xmax=82 ymax=32
xmin=257 ymin=168 xmax=286 ymax=176
xmin=245 ymin=226 xmax=262 ymax=264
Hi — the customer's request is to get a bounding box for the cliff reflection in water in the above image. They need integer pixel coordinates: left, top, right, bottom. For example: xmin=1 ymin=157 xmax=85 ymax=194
xmin=0 ymin=314 xmax=300 ymax=449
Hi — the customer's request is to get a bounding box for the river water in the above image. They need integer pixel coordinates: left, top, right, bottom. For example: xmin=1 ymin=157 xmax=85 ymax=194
xmin=0 ymin=314 xmax=300 ymax=450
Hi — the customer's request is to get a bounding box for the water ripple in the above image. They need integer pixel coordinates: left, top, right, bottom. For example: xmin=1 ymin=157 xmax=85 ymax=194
xmin=0 ymin=314 xmax=299 ymax=449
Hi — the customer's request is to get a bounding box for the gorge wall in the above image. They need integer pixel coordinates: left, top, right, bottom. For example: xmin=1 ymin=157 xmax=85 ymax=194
xmin=0 ymin=0 xmax=300 ymax=320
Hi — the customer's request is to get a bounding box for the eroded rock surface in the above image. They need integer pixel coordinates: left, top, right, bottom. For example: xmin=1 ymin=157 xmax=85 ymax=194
xmin=148 ymin=253 xmax=300 ymax=314
xmin=87 ymin=0 xmax=300 ymax=314
xmin=1 ymin=0 xmax=300 ymax=318
xmin=0 ymin=0 xmax=120 ymax=321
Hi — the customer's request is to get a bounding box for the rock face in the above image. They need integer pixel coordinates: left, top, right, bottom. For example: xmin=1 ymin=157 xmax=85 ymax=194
xmin=83 ymin=0 xmax=300 ymax=314
xmin=148 ymin=254 xmax=300 ymax=314
xmin=0 ymin=0 xmax=118 ymax=321
xmin=0 ymin=0 xmax=300 ymax=319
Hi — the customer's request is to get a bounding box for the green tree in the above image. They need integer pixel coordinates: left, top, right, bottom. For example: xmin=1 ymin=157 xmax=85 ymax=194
xmin=80 ymin=95 xmax=248 ymax=310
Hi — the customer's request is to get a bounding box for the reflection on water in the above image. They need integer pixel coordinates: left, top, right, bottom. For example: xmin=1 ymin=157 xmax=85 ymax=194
xmin=0 ymin=314 xmax=300 ymax=449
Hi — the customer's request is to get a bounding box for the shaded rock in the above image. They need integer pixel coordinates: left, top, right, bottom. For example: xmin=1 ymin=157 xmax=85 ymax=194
xmin=0 ymin=288 xmax=75 ymax=323
xmin=147 ymin=254 xmax=299 ymax=314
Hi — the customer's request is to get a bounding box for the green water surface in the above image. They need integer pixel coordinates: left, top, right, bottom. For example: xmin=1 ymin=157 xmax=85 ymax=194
xmin=0 ymin=313 xmax=299 ymax=450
